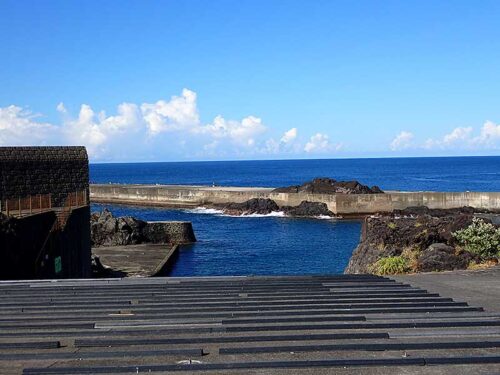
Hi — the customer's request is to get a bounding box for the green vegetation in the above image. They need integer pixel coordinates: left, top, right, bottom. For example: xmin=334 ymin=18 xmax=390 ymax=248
xmin=370 ymin=256 xmax=410 ymax=275
xmin=467 ymin=259 xmax=499 ymax=270
xmin=400 ymin=247 xmax=420 ymax=272
xmin=387 ymin=222 xmax=397 ymax=229
xmin=452 ymin=218 xmax=500 ymax=259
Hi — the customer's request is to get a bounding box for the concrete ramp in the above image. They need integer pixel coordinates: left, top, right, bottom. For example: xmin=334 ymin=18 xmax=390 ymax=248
xmin=0 ymin=275 xmax=499 ymax=374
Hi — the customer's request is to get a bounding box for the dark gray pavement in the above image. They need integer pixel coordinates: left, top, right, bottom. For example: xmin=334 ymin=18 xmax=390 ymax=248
xmin=394 ymin=266 xmax=500 ymax=313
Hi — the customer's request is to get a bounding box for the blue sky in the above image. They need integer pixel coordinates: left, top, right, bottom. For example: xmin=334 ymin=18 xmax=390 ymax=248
xmin=1 ymin=0 xmax=499 ymax=161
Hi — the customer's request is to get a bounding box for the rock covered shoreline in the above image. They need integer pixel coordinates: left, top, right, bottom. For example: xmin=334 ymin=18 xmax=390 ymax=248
xmin=345 ymin=206 xmax=500 ymax=275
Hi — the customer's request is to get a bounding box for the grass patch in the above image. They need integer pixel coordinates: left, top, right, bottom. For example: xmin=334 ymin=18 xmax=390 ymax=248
xmin=370 ymin=256 xmax=410 ymax=275
xmin=467 ymin=259 xmax=499 ymax=270
xmin=401 ymin=247 xmax=420 ymax=272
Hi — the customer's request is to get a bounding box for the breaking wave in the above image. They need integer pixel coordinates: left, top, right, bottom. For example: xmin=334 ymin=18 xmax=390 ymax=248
xmin=184 ymin=207 xmax=225 ymax=215
xmin=223 ymin=211 xmax=286 ymax=218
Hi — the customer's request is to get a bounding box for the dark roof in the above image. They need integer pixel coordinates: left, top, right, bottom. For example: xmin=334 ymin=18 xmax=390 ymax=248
xmin=0 ymin=146 xmax=88 ymax=162
xmin=0 ymin=275 xmax=499 ymax=374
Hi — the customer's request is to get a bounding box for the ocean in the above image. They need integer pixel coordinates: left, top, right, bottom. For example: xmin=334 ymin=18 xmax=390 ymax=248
xmin=90 ymin=156 xmax=500 ymax=276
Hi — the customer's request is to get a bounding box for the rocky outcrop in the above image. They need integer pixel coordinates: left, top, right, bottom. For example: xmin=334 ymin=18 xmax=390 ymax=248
xmin=416 ymin=243 xmax=475 ymax=272
xmin=273 ymin=177 xmax=383 ymax=195
xmin=217 ymin=198 xmax=335 ymax=217
xmin=91 ymin=209 xmax=196 ymax=247
xmin=345 ymin=208 xmax=483 ymax=274
xmin=218 ymin=198 xmax=280 ymax=216
xmin=282 ymin=201 xmax=334 ymax=217
xmin=91 ymin=210 xmax=145 ymax=247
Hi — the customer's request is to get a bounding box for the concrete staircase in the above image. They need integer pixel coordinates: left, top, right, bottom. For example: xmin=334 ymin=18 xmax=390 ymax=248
xmin=0 ymin=275 xmax=499 ymax=374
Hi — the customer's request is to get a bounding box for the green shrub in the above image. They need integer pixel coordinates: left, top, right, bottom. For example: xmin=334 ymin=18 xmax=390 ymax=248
xmin=370 ymin=256 xmax=410 ymax=275
xmin=387 ymin=222 xmax=397 ymax=229
xmin=452 ymin=218 xmax=500 ymax=258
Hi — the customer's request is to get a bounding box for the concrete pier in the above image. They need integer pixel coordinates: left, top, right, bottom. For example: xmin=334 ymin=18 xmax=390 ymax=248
xmin=92 ymin=244 xmax=180 ymax=277
xmin=90 ymin=184 xmax=500 ymax=215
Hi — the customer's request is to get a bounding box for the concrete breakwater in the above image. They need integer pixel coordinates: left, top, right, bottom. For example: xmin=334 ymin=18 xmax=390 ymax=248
xmin=90 ymin=184 xmax=500 ymax=215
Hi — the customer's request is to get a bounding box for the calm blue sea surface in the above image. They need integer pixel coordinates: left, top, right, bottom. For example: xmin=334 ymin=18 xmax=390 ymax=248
xmin=90 ymin=157 xmax=499 ymax=276
xmin=91 ymin=156 xmax=500 ymax=192
xmin=91 ymin=203 xmax=361 ymax=276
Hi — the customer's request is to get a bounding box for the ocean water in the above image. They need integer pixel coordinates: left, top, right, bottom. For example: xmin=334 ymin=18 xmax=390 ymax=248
xmin=90 ymin=156 xmax=500 ymax=276
xmin=91 ymin=203 xmax=361 ymax=276
xmin=91 ymin=156 xmax=500 ymax=192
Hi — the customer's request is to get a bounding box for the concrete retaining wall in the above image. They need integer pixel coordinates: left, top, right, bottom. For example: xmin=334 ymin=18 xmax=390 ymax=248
xmin=0 ymin=207 xmax=91 ymax=280
xmin=143 ymin=221 xmax=196 ymax=244
xmin=90 ymin=184 xmax=500 ymax=215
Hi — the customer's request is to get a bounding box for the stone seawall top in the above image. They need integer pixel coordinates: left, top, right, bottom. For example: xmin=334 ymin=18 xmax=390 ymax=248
xmin=90 ymin=184 xmax=500 ymax=215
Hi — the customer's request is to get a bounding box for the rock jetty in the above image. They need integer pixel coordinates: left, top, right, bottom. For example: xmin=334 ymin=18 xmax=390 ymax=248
xmin=215 ymin=178 xmax=380 ymax=217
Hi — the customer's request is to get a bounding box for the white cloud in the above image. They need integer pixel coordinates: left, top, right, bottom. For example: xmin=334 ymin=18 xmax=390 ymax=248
xmin=443 ymin=126 xmax=473 ymax=145
xmin=304 ymin=133 xmax=333 ymax=153
xmin=197 ymin=115 xmax=266 ymax=147
xmin=0 ymin=105 xmax=58 ymax=146
xmin=57 ymin=90 xmax=267 ymax=157
xmin=264 ymin=138 xmax=280 ymax=154
xmin=475 ymin=120 xmax=500 ymax=146
xmin=56 ymin=102 xmax=67 ymax=114
xmin=61 ymin=102 xmax=142 ymax=157
xmin=141 ymin=89 xmax=199 ymax=135
xmin=423 ymin=121 xmax=500 ymax=150
xmin=280 ymin=128 xmax=297 ymax=144
xmin=0 ymin=89 xmax=348 ymax=160
xmin=63 ymin=104 xmax=107 ymax=156
xmin=390 ymin=131 xmax=414 ymax=151
xmin=263 ymin=128 xmax=299 ymax=155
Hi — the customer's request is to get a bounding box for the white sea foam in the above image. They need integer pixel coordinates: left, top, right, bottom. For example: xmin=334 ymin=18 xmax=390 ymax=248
xmin=185 ymin=207 xmax=225 ymax=215
xmin=315 ymin=215 xmax=335 ymax=220
xmin=185 ymin=207 xmax=333 ymax=220
xmin=224 ymin=211 xmax=286 ymax=218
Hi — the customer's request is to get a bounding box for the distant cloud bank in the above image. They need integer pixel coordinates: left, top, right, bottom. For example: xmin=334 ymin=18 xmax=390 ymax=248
xmin=390 ymin=121 xmax=500 ymax=153
xmin=0 ymin=89 xmax=344 ymax=160
xmin=1 ymin=88 xmax=499 ymax=161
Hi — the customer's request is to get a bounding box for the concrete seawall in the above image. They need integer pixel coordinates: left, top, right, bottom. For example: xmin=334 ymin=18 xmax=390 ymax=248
xmin=90 ymin=184 xmax=500 ymax=215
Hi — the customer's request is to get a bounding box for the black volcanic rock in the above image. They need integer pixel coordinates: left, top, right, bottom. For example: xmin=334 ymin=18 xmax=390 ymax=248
xmin=392 ymin=206 xmax=481 ymax=218
xmin=345 ymin=207 xmax=483 ymax=274
xmin=219 ymin=198 xmax=280 ymax=216
xmin=91 ymin=209 xmax=146 ymax=247
xmin=282 ymin=201 xmax=334 ymax=217
xmin=416 ymin=243 xmax=475 ymax=272
xmin=91 ymin=210 xmax=196 ymax=247
xmin=273 ymin=178 xmax=384 ymax=195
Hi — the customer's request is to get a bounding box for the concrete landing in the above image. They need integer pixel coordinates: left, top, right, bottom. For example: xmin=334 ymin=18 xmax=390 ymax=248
xmin=394 ymin=266 xmax=500 ymax=313
xmin=92 ymin=244 xmax=178 ymax=277
xmin=0 ymin=275 xmax=499 ymax=374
